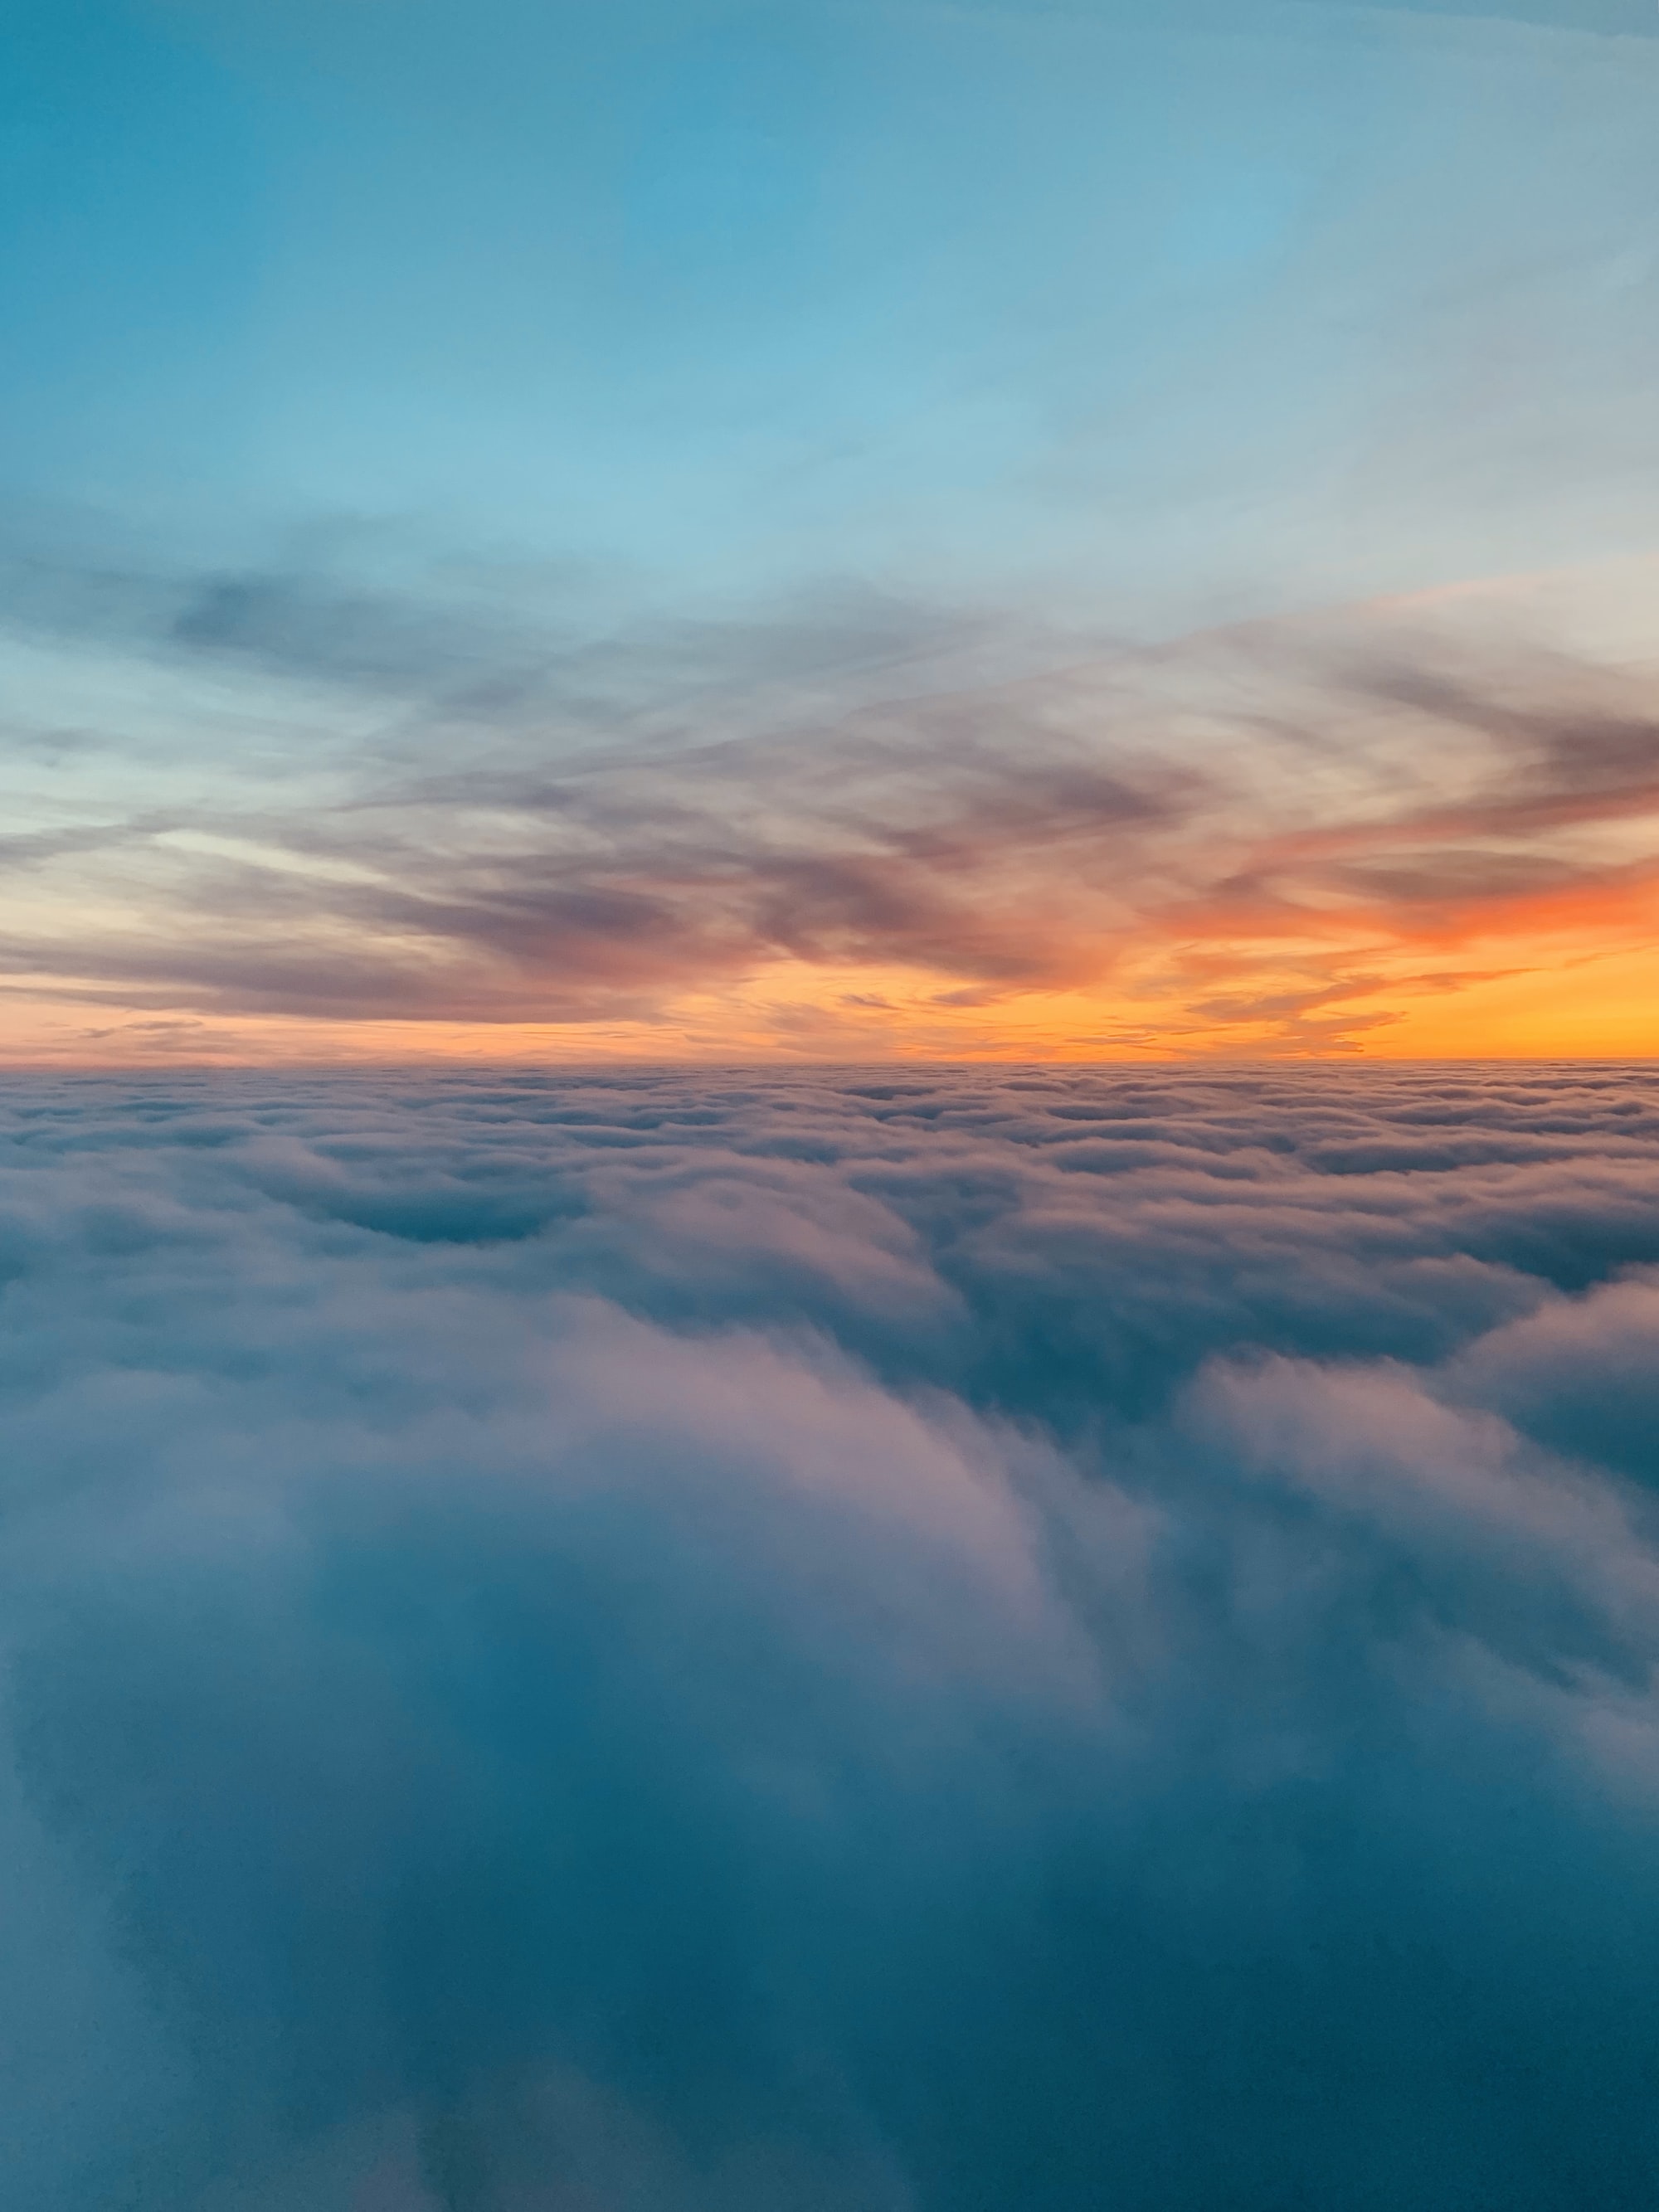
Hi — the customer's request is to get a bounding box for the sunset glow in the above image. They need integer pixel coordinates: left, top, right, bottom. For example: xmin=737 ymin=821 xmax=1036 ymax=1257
xmin=4 ymin=569 xmax=1654 ymax=1064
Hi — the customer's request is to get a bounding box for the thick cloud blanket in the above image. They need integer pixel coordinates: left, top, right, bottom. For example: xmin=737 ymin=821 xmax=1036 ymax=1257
xmin=5 ymin=1065 xmax=1659 ymax=2210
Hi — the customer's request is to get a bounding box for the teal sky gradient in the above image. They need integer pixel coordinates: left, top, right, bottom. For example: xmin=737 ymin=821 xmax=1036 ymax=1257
xmin=7 ymin=0 xmax=1658 ymax=627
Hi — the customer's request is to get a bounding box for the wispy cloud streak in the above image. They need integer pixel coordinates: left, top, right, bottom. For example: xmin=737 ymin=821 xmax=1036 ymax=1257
xmin=2 ymin=539 xmax=1656 ymax=1056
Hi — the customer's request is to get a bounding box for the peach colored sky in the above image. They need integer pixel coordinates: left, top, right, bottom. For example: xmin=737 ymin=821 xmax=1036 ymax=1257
xmin=5 ymin=567 xmax=1654 ymax=1067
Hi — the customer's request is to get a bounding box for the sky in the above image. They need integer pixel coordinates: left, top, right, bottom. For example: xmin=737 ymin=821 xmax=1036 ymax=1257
xmin=2 ymin=0 xmax=1657 ymax=1060
xmin=6 ymin=1062 xmax=1659 ymax=2209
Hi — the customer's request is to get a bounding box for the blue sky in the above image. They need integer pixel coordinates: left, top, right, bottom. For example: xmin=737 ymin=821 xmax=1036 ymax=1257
xmin=7 ymin=0 xmax=1659 ymax=626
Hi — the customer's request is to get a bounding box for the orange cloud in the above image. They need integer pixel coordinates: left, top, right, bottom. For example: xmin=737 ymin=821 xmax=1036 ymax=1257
xmin=2 ymin=571 xmax=1656 ymax=1064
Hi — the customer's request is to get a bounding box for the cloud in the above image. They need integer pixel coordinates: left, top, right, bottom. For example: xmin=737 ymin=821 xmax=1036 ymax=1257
xmin=2 ymin=536 xmax=1656 ymax=1056
xmin=4 ymin=1063 xmax=1659 ymax=2207
xmin=1443 ymin=1268 xmax=1659 ymax=1485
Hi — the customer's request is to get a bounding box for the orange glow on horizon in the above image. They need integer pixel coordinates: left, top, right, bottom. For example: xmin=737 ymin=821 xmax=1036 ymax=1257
xmin=3 ymin=901 xmax=1653 ymax=1069
xmin=4 ymin=566 xmax=1655 ymax=1071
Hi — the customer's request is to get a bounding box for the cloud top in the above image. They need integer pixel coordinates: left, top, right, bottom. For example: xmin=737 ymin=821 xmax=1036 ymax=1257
xmin=4 ymin=1062 xmax=1659 ymax=2206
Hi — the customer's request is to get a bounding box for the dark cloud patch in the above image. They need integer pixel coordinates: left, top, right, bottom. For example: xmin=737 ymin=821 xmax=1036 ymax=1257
xmin=168 ymin=571 xmax=517 ymax=693
xmin=4 ymin=1065 xmax=1659 ymax=2208
xmin=0 ymin=523 xmax=1023 ymax=732
xmin=1342 ymin=659 xmax=1659 ymax=839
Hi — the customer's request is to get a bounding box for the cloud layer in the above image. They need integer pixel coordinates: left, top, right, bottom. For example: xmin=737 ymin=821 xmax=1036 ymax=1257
xmin=5 ymin=1063 xmax=1659 ymax=2208
xmin=5 ymin=541 xmax=1657 ymax=1059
